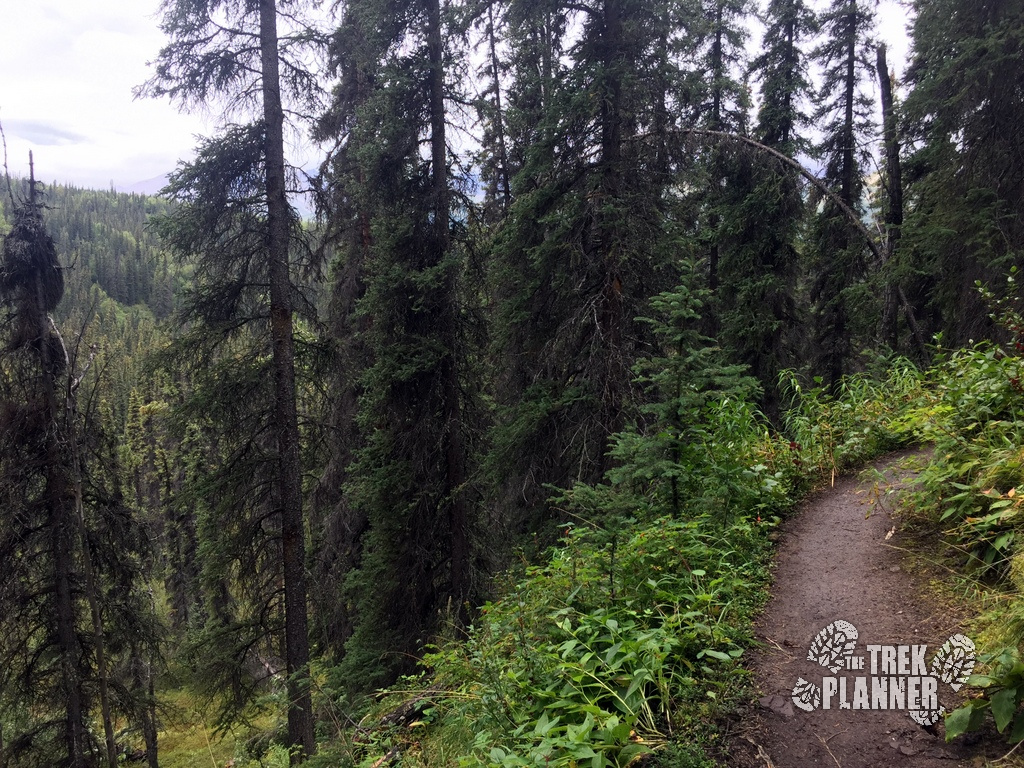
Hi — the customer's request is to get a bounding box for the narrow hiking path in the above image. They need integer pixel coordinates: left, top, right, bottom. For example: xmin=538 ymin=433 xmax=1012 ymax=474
xmin=727 ymin=449 xmax=1004 ymax=768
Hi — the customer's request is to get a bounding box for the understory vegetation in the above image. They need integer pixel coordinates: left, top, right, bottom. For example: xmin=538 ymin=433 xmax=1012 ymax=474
xmin=300 ymin=279 xmax=1024 ymax=766
xmin=1 ymin=0 xmax=1023 ymax=762
xmin=892 ymin=276 xmax=1024 ymax=745
xmin=3 ymin=180 xmax=1024 ymax=764
xmin=291 ymin=281 xmax=1024 ymax=766
xmin=7 ymin=181 xmax=1024 ymax=765
xmin=293 ymin=362 xmax=925 ymax=768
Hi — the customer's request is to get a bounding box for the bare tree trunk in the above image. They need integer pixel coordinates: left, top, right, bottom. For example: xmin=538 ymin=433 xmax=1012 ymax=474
xmin=706 ymin=1 xmax=726 ymax=320
xmin=143 ymin=652 xmax=159 ymax=768
xmin=72 ymin=423 xmax=117 ymax=768
xmin=426 ymin=0 xmax=471 ymax=617
xmin=486 ymin=2 xmax=511 ymax=210
xmin=875 ymin=43 xmax=925 ymax=359
xmin=259 ymin=0 xmax=315 ymax=760
xmin=61 ymin=315 xmax=116 ymax=768
xmin=596 ymin=0 xmax=626 ymax=471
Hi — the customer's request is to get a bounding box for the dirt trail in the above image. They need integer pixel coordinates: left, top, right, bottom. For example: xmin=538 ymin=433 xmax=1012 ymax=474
xmin=728 ymin=450 xmax=1002 ymax=768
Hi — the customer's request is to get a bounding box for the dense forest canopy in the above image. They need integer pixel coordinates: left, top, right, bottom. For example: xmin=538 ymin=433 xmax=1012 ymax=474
xmin=1 ymin=0 xmax=1023 ymax=764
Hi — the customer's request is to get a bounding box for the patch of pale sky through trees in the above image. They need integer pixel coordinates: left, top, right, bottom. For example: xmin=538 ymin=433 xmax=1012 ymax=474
xmin=0 ymin=0 xmax=910 ymax=192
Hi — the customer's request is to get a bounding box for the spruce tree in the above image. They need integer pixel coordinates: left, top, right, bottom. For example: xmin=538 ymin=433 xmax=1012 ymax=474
xmin=714 ymin=0 xmax=814 ymax=417
xmin=140 ymin=0 xmax=324 ymax=756
xmin=752 ymin=0 xmax=815 ymax=152
xmin=467 ymin=0 xmax=513 ymax=221
xmin=148 ymin=125 xmax=320 ymax=756
xmin=901 ymin=0 xmax=1024 ymax=345
xmin=688 ymin=0 xmax=751 ymax=315
xmin=808 ymin=0 xmax=876 ymax=386
xmin=0 ymin=166 xmax=91 ymax=767
xmin=485 ymin=0 xmax=687 ymax=538
xmin=316 ymin=0 xmax=480 ymax=690
xmin=605 ymin=266 xmax=757 ymax=519
xmin=0 ymin=169 xmax=157 ymax=768
xmin=307 ymin=3 xmax=378 ymax=660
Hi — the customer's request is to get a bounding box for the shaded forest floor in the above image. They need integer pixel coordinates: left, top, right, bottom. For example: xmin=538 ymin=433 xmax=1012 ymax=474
xmin=726 ymin=449 xmax=1012 ymax=768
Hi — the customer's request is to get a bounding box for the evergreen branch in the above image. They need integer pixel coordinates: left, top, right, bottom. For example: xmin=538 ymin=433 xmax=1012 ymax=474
xmin=562 ymin=2 xmax=599 ymax=18
xmin=679 ymin=128 xmax=881 ymax=264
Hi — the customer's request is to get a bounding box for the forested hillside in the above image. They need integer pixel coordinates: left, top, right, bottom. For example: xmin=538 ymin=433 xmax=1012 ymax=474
xmin=1 ymin=0 xmax=1023 ymax=765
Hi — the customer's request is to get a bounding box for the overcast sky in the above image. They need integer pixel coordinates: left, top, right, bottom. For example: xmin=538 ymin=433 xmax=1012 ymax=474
xmin=0 ymin=0 xmax=212 ymax=190
xmin=0 ymin=0 xmax=912 ymax=193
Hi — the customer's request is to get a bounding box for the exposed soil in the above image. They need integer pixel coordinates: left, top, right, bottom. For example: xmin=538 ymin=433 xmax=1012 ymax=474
xmin=727 ymin=449 xmax=1005 ymax=768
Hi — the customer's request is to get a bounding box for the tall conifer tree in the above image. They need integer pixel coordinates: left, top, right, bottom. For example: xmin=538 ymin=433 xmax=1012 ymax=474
xmin=808 ymin=0 xmax=876 ymax=385
xmin=901 ymin=0 xmax=1024 ymax=344
xmin=316 ymin=0 xmax=480 ymax=690
xmin=0 ymin=168 xmax=91 ymax=767
xmin=715 ymin=0 xmax=814 ymax=416
xmin=0 ymin=172 xmax=157 ymax=768
xmin=486 ymin=0 xmax=686 ymax=536
xmin=689 ymin=0 xmax=750 ymax=315
xmin=141 ymin=0 xmax=324 ymax=757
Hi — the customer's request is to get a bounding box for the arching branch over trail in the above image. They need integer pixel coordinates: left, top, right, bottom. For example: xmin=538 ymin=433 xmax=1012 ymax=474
xmin=684 ymin=128 xmax=880 ymax=261
xmin=681 ymin=128 xmax=928 ymax=358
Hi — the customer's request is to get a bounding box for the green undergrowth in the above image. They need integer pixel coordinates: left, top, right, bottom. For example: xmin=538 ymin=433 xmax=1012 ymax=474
xmin=156 ymin=274 xmax=1024 ymax=762
xmin=146 ymin=689 xmax=240 ymax=768
xmin=891 ymin=276 xmax=1024 ymax=746
xmin=298 ymin=359 xmax=927 ymax=768
xmin=224 ymin=283 xmax=933 ymax=767
xmin=310 ymin=515 xmax=772 ymax=768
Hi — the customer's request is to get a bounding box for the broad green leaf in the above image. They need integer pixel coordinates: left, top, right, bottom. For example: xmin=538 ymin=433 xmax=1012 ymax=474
xmin=1010 ymin=711 xmax=1024 ymax=744
xmin=604 ymin=642 xmax=624 ymax=665
xmin=625 ymin=671 xmax=651 ymax=700
xmin=966 ymin=673 xmax=997 ymax=688
xmin=944 ymin=704 xmax=974 ymax=741
xmin=994 ymin=532 xmax=1015 ymax=551
xmin=535 ymin=712 xmax=552 ymax=736
xmin=991 ymin=688 xmax=1018 ymax=732
xmin=617 ymin=743 xmax=651 ymax=766
xmin=703 ymin=649 xmax=732 ymax=661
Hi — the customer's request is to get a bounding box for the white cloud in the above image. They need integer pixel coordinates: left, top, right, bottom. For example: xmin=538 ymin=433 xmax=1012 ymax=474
xmin=0 ymin=0 xmax=208 ymax=190
xmin=877 ymin=0 xmax=913 ymax=80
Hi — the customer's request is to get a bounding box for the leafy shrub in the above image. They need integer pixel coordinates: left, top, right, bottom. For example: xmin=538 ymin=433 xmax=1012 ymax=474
xmin=899 ymin=275 xmax=1024 ymax=744
xmin=307 ymin=287 xmax=933 ymax=767
xmin=780 ymin=359 xmax=922 ymax=482
xmin=910 ymin=343 xmax=1024 ymax=574
xmin=945 ymin=648 xmax=1024 ymax=744
xmin=418 ymin=515 xmax=770 ymax=767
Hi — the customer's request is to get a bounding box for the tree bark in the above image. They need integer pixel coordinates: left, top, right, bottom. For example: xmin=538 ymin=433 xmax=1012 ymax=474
xmin=840 ymin=10 xmax=857 ymax=205
xmin=72 ymin=421 xmax=117 ymax=768
xmin=595 ymin=0 xmax=626 ymax=470
xmin=707 ymin=1 xmax=726 ymax=309
xmin=259 ymin=0 xmax=316 ymax=760
xmin=486 ymin=2 xmax=511 ymax=210
xmin=426 ymin=0 xmax=471 ymax=617
xmin=875 ymin=43 xmax=921 ymax=355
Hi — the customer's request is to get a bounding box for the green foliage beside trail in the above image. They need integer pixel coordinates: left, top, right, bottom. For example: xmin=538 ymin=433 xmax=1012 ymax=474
xmin=843 ymin=274 xmax=1024 ymax=746
xmin=295 ymin=299 xmax=927 ymax=768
